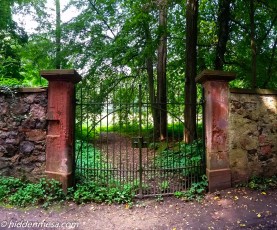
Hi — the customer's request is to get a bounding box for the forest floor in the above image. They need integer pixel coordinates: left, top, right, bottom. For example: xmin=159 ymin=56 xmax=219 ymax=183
xmin=0 ymin=187 xmax=276 ymax=230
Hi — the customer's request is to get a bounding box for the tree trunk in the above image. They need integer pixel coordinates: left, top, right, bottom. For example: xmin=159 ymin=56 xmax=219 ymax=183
xmin=157 ymin=0 xmax=168 ymax=141
xmin=214 ymin=0 xmax=231 ymax=70
xmin=263 ymin=36 xmax=277 ymax=88
xmin=250 ymin=0 xmax=257 ymax=88
xmin=143 ymin=21 xmax=160 ymax=138
xmin=147 ymin=57 xmax=160 ymax=137
xmin=184 ymin=0 xmax=198 ymax=144
xmin=55 ymin=0 xmax=61 ymax=69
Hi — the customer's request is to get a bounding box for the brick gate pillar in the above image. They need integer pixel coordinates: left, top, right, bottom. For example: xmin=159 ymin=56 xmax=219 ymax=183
xmin=40 ymin=69 xmax=81 ymax=191
xmin=196 ymin=70 xmax=236 ymax=192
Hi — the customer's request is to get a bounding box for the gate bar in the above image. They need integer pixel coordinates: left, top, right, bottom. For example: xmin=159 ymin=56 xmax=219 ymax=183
xmin=138 ymin=84 xmax=143 ymax=198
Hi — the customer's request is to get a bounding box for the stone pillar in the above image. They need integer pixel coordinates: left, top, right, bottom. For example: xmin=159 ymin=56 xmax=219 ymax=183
xmin=196 ymin=70 xmax=236 ymax=192
xmin=40 ymin=69 xmax=81 ymax=191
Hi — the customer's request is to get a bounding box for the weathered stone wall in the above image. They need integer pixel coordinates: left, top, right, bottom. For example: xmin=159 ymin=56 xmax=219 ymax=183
xmin=229 ymin=89 xmax=277 ymax=184
xmin=0 ymin=88 xmax=47 ymax=180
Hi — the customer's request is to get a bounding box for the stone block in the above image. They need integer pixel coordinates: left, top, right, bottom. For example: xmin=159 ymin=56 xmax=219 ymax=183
xmin=30 ymin=104 xmax=46 ymax=119
xmin=26 ymin=130 xmax=46 ymax=141
xmin=24 ymin=94 xmax=36 ymax=104
xmin=20 ymin=141 xmax=35 ymax=154
xmin=207 ymin=168 xmax=231 ymax=192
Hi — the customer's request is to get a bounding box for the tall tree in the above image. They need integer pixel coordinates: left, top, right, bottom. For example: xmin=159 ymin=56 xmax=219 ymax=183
xmin=225 ymin=0 xmax=276 ymax=88
xmin=157 ymin=0 xmax=168 ymax=140
xmin=0 ymin=0 xmax=28 ymax=84
xmin=55 ymin=0 xmax=61 ymax=69
xmin=249 ymin=0 xmax=257 ymax=88
xmin=184 ymin=0 xmax=198 ymax=144
xmin=143 ymin=18 xmax=160 ymax=137
xmin=214 ymin=0 xmax=232 ymax=70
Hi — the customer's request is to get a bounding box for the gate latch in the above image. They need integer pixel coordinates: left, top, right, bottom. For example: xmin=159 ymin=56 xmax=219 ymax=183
xmin=132 ymin=137 xmax=148 ymax=148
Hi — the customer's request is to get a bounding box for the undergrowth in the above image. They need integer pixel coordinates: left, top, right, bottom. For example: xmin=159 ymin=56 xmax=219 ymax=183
xmin=0 ymin=176 xmax=135 ymax=208
xmin=0 ymin=177 xmax=65 ymax=208
xmin=245 ymin=175 xmax=277 ymax=191
xmin=174 ymin=175 xmax=208 ymax=202
xmin=155 ymin=140 xmax=205 ymax=176
xmin=0 ymin=175 xmax=208 ymax=208
xmin=69 ymin=181 xmax=135 ymax=204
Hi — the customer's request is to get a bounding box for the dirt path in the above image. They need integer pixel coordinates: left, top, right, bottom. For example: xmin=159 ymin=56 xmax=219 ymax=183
xmin=0 ymin=188 xmax=276 ymax=230
xmin=96 ymin=132 xmax=155 ymax=166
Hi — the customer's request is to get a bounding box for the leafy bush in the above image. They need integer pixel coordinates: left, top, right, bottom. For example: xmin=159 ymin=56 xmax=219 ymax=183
xmin=0 ymin=177 xmax=24 ymax=201
xmin=0 ymin=176 xmax=135 ymax=207
xmin=0 ymin=177 xmax=65 ymax=207
xmin=9 ymin=183 xmax=45 ymax=206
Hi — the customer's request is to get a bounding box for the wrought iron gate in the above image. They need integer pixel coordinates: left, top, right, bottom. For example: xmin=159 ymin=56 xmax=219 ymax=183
xmin=74 ymin=79 xmax=205 ymax=197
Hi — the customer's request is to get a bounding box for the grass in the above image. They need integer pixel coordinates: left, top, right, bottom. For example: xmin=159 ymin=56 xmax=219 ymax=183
xmin=76 ymin=122 xmax=204 ymax=142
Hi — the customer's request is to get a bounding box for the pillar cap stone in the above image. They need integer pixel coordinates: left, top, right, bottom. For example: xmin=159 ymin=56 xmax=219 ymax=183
xmin=40 ymin=69 xmax=82 ymax=84
xmin=196 ymin=70 xmax=236 ymax=84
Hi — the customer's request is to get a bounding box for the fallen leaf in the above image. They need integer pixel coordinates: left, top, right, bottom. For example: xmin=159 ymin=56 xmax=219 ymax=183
xmin=257 ymin=213 xmax=261 ymax=218
xmin=266 ymin=211 xmax=271 ymax=215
